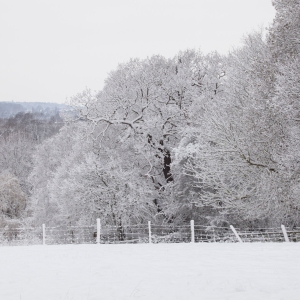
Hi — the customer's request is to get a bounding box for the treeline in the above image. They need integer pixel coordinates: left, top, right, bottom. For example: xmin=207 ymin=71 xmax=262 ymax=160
xmin=0 ymin=102 xmax=70 ymax=119
xmin=1 ymin=0 xmax=300 ymax=230
xmin=0 ymin=111 xmax=64 ymax=228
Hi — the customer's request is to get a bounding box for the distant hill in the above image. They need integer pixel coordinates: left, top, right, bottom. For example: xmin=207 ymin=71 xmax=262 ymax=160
xmin=0 ymin=102 xmax=72 ymax=119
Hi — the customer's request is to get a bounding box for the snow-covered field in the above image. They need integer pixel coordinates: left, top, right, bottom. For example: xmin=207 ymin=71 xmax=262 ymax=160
xmin=0 ymin=243 xmax=299 ymax=300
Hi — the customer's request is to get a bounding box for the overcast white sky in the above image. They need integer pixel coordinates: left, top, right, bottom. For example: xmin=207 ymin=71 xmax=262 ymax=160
xmin=0 ymin=0 xmax=275 ymax=104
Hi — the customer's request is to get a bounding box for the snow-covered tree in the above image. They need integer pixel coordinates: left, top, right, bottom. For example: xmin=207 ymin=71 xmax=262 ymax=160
xmin=0 ymin=112 xmax=63 ymax=198
xmin=29 ymin=123 xmax=83 ymax=226
xmin=29 ymin=119 xmax=158 ymax=228
xmin=49 ymin=151 xmax=157 ymax=228
xmin=268 ymin=0 xmax=300 ymax=62
xmin=175 ymin=30 xmax=300 ymax=226
xmin=0 ymin=172 xmax=26 ymax=219
xmin=71 ymin=51 xmax=225 ymax=221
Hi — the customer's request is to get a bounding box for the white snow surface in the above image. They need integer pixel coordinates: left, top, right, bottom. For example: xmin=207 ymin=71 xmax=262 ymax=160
xmin=0 ymin=243 xmax=299 ymax=300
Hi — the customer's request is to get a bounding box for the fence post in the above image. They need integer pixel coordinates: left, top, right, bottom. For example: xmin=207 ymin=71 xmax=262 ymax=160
xmin=96 ymin=218 xmax=101 ymax=244
xmin=230 ymin=225 xmax=243 ymax=243
xmin=42 ymin=224 xmax=46 ymax=245
xmin=190 ymin=220 xmax=195 ymax=243
xmin=148 ymin=221 xmax=152 ymax=243
xmin=281 ymin=225 xmax=290 ymax=242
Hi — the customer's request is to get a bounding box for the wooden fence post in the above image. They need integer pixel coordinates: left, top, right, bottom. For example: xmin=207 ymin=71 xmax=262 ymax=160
xmin=42 ymin=224 xmax=46 ymax=245
xmin=190 ymin=220 xmax=195 ymax=243
xmin=96 ymin=218 xmax=101 ymax=244
xmin=281 ymin=225 xmax=290 ymax=242
xmin=230 ymin=225 xmax=243 ymax=243
xmin=148 ymin=221 xmax=152 ymax=243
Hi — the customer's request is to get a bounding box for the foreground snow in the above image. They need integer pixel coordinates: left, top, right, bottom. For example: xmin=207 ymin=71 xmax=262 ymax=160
xmin=0 ymin=243 xmax=299 ymax=300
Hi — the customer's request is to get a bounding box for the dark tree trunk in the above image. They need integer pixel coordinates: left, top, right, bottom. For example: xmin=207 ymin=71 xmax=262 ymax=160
xmin=147 ymin=135 xmax=174 ymax=214
xmin=153 ymin=199 xmax=163 ymax=213
xmin=163 ymin=150 xmax=173 ymax=183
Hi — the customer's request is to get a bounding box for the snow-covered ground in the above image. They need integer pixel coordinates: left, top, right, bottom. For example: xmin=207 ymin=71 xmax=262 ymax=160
xmin=0 ymin=243 xmax=299 ymax=300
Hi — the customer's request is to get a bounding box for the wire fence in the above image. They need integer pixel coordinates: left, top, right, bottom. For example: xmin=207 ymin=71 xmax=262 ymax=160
xmin=0 ymin=226 xmax=42 ymax=246
xmin=234 ymin=227 xmax=300 ymax=243
xmin=0 ymin=221 xmax=300 ymax=246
